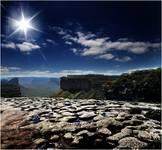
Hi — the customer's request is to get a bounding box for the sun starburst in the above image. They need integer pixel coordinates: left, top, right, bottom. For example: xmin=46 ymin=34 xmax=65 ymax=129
xmin=7 ymin=11 xmax=41 ymax=39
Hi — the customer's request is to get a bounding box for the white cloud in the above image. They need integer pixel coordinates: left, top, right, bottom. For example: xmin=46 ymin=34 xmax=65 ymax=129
xmin=97 ymin=53 xmax=114 ymax=60
xmin=115 ymin=56 xmax=132 ymax=62
xmin=1 ymin=42 xmax=16 ymax=49
xmin=65 ymin=41 xmax=72 ymax=45
xmin=54 ymin=27 xmax=160 ymax=61
xmin=46 ymin=39 xmax=56 ymax=45
xmin=104 ymin=41 xmax=160 ymax=54
xmin=65 ymin=32 xmax=160 ymax=55
xmin=16 ymin=42 xmax=40 ymax=52
xmin=2 ymin=41 xmax=41 ymax=53
xmin=71 ymin=48 xmax=78 ymax=54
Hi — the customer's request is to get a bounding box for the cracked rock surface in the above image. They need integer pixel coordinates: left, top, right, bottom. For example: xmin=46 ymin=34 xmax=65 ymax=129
xmin=1 ymin=97 xmax=161 ymax=149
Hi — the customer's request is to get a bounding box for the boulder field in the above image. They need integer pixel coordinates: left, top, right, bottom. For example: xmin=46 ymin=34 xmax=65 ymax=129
xmin=1 ymin=97 xmax=161 ymax=149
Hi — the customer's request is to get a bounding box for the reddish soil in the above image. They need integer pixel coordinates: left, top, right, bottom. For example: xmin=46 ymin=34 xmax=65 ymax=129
xmin=1 ymin=109 xmax=38 ymax=149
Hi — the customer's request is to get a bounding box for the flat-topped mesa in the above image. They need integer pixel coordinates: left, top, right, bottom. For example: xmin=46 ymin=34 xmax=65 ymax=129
xmin=60 ymin=74 xmax=118 ymax=91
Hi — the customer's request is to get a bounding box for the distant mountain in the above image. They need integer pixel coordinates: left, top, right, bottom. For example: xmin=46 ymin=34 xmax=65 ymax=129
xmin=19 ymin=77 xmax=60 ymax=97
xmin=8 ymin=78 xmax=19 ymax=85
xmin=1 ymin=78 xmax=21 ymax=97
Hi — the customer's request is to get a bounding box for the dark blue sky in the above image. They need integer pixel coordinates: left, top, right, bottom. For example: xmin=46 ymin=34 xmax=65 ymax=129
xmin=1 ymin=1 xmax=161 ymax=77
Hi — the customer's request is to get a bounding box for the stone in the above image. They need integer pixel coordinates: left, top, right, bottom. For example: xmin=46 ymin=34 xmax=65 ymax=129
xmin=131 ymin=114 xmax=146 ymax=120
xmin=34 ymin=138 xmax=46 ymax=145
xmin=76 ymin=130 xmax=94 ymax=137
xmin=133 ymin=130 xmax=139 ymax=135
xmin=116 ymin=112 xmax=131 ymax=121
xmin=107 ymin=128 xmax=132 ymax=141
xmin=64 ymin=132 xmax=73 ymax=139
xmin=79 ymin=111 xmax=96 ymax=120
xmin=118 ymin=137 xmax=147 ymax=149
xmin=61 ymin=111 xmax=74 ymax=116
xmin=59 ymin=116 xmax=76 ymax=122
xmin=138 ymin=131 xmax=160 ymax=141
xmin=96 ymin=117 xmax=122 ymax=128
xmin=50 ymin=135 xmax=59 ymax=141
xmin=93 ymin=115 xmax=104 ymax=121
xmin=72 ymin=136 xmax=83 ymax=145
xmin=98 ymin=128 xmax=111 ymax=135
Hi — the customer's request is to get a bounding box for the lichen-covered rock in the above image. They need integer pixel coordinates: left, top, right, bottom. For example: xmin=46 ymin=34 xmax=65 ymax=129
xmin=34 ymin=138 xmax=46 ymax=145
xmin=138 ymin=131 xmax=160 ymax=141
xmin=98 ymin=128 xmax=111 ymax=135
xmin=116 ymin=112 xmax=131 ymax=121
xmin=118 ymin=137 xmax=148 ymax=149
xmin=64 ymin=132 xmax=73 ymax=139
xmin=50 ymin=135 xmax=59 ymax=141
xmin=96 ymin=117 xmax=122 ymax=128
xmin=76 ymin=130 xmax=94 ymax=137
xmin=79 ymin=111 xmax=96 ymax=120
xmin=107 ymin=128 xmax=132 ymax=141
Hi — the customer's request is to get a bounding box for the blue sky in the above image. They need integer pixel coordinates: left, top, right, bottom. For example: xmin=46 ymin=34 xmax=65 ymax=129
xmin=1 ymin=1 xmax=161 ymax=77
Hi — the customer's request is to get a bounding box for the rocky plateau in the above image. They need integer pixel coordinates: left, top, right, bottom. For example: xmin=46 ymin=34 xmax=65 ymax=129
xmin=0 ymin=97 xmax=161 ymax=149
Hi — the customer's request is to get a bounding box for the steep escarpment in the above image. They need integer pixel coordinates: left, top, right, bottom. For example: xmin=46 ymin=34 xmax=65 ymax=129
xmin=60 ymin=75 xmax=118 ymax=91
xmin=1 ymin=78 xmax=21 ymax=97
xmin=56 ymin=74 xmax=118 ymax=99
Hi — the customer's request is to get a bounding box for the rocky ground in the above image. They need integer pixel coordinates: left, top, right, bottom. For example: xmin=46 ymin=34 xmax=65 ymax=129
xmin=0 ymin=97 xmax=161 ymax=149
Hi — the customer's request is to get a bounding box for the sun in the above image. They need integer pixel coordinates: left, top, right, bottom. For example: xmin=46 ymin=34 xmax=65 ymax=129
xmin=7 ymin=11 xmax=41 ymax=39
xmin=17 ymin=17 xmax=31 ymax=32
xmin=16 ymin=14 xmax=32 ymax=35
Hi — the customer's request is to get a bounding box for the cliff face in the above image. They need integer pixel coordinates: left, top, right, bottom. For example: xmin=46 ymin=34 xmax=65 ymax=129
xmin=1 ymin=78 xmax=21 ymax=97
xmin=60 ymin=74 xmax=118 ymax=92
xmin=60 ymin=77 xmax=91 ymax=91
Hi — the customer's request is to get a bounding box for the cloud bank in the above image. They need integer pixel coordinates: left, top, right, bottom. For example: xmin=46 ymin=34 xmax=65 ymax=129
xmin=51 ymin=26 xmax=161 ymax=62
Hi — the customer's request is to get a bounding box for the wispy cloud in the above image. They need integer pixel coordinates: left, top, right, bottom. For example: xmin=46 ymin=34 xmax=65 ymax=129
xmin=65 ymin=41 xmax=72 ymax=45
xmin=16 ymin=42 xmax=40 ymax=52
xmin=1 ymin=42 xmax=16 ymax=49
xmin=2 ymin=41 xmax=40 ymax=53
xmin=46 ymin=39 xmax=56 ymax=45
xmin=96 ymin=53 xmax=114 ymax=60
xmin=115 ymin=56 xmax=132 ymax=62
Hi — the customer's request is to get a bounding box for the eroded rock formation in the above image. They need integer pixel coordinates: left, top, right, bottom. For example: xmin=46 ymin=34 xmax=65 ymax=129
xmin=60 ymin=74 xmax=118 ymax=91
